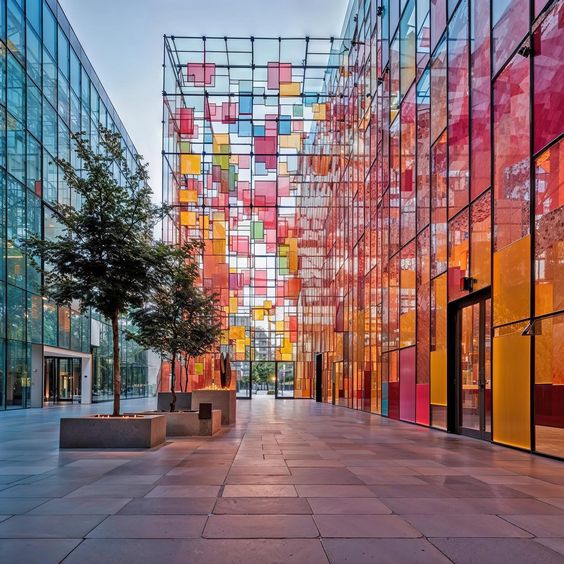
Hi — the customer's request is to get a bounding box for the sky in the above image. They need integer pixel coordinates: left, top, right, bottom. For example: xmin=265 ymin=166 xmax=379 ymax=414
xmin=58 ymin=0 xmax=349 ymax=202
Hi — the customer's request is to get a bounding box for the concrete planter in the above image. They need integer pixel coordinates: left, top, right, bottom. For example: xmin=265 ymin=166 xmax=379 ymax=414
xmin=149 ymin=410 xmax=222 ymax=437
xmin=157 ymin=392 xmax=192 ymax=411
xmin=192 ymin=389 xmax=236 ymax=425
xmin=59 ymin=414 xmax=166 ymax=449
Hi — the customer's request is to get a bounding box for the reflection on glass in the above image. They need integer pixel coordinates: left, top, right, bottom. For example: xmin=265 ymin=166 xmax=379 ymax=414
xmin=233 ymin=361 xmax=251 ymax=399
xmin=461 ymin=303 xmax=480 ymax=431
xmin=277 ymin=362 xmax=294 ymax=398
xmin=535 ymin=313 xmax=564 ymax=458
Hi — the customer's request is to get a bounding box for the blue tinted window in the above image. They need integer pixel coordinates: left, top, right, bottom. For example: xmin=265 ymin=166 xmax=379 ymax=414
xmin=57 ymin=26 xmax=69 ymax=78
xmin=7 ymin=0 xmax=25 ymax=61
xmin=26 ymin=0 xmax=41 ymax=33
xmin=70 ymin=47 xmax=80 ymax=93
xmin=7 ymin=54 xmax=24 ymax=122
xmin=42 ymin=1 xmax=56 ymax=58
xmin=26 ymin=24 xmax=41 ymax=85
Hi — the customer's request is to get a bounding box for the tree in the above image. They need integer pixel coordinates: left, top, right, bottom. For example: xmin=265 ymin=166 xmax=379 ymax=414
xmin=253 ymin=361 xmax=275 ymax=392
xmin=128 ymin=241 xmax=222 ymax=412
xmin=26 ymin=128 xmax=166 ymax=416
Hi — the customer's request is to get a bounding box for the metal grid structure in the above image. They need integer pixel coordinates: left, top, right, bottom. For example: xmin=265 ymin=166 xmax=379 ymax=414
xmin=162 ymin=36 xmax=345 ymax=397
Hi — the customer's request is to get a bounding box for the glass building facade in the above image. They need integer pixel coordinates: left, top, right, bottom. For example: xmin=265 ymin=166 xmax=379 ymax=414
xmin=164 ymin=0 xmax=563 ymax=458
xmin=162 ymin=36 xmax=342 ymax=399
xmin=0 ymin=0 xmax=149 ymax=409
xmin=297 ymin=0 xmax=564 ymax=458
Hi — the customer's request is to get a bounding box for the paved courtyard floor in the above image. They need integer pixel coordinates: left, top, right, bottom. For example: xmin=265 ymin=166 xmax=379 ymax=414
xmin=0 ymin=397 xmax=563 ymax=563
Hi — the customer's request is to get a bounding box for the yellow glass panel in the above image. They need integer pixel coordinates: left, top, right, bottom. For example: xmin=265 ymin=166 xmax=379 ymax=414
xmin=180 ymin=154 xmax=201 ymax=175
xmin=400 ymin=311 xmax=416 ymax=348
xmin=280 ymin=82 xmax=301 ymax=96
xmin=229 ymin=297 xmax=238 ymax=314
xmin=493 ymin=322 xmax=531 ymax=449
xmin=253 ymin=308 xmax=265 ymax=321
xmin=178 ymin=189 xmax=198 ymax=204
xmin=229 ymin=325 xmax=245 ymax=339
xmin=288 ymin=238 xmax=298 ymax=273
xmin=199 ymin=215 xmax=209 ymax=229
xmin=212 ymin=239 xmax=225 ymax=255
xmin=213 ymin=220 xmax=226 ymax=239
xmin=263 ymin=300 xmax=272 ymax=310
xmin=280 ymin=133 xmax=302 ymax=150
xmin=179 ymin=211 xmax=197 ymax=226
xmin=535 ymin=314 xmax=564 ymax=457
xmin=493 ymin=235 xmax=531 ymax=326
xmin=313 ymin=103 xmax=326 ymax=121
xmin=430 ymin=350 xmax=447 ymax=406
xmin=430 ymin=274 xmax=447 ymax=406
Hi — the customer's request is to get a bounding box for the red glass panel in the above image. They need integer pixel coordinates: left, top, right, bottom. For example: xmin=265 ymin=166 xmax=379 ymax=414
xmin=492 ymin=0 xmax=529 ymax=74
xmin=447 ymin=0 xmax=469 ymax=217
xmin=533 ymin=0 xmax=564 ymax=153
xmin=448 ymin=209 xmax=469 ymax=301
xmin=493 ymin=50 xmax=530 ymax=251
xmin=431 ymin=37 xmax=447 ymax=143
xmin=535 ymin=140 xmax=564 ymax=317
xmin=417 ymin=70 xmax=431 ymax=231
xmin=431 ymin=131 xmax=448 ymax=276
xmin=401 ymin=85 xmax=416 ymax=245
xmin=470 ymin=0 xmax=492 ymax=198
xmin=390 ymin=118 xmax=401 ymax=255
xmin=470 ymin=190 xmax=492 ymax=291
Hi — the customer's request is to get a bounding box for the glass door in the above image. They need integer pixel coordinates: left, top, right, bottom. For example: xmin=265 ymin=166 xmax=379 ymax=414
xmin=44 ymin=357 xmax=56 ymax=403
xmin=58 ymin=358 xmax=72 ymax=401
xmin=233 ymin=361 xmax=251 ymax=399
xmin=276 ymin=362 xmax=294 ymax=398
xmin=252 ymin=361 xmax=276 ymax=396
xmin=457 ymin=296 xmax=491 ymax=439
xmin=43 ymin=357 xmax=82 ymax=403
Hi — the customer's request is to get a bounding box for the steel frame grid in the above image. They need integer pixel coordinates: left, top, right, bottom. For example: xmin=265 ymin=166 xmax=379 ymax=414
xmin=161 ymin=35 xmax=347 ymax=397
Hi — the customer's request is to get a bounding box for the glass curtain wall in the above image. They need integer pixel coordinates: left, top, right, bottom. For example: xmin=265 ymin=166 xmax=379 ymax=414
xmin=0 ymin=0 xmax=149 ymax=408
xmin=296 ymin=0 xmax=564 ymax=458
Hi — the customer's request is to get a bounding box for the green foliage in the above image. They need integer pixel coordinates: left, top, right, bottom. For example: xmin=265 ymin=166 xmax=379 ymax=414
xmin=26 ymin=128 xmax=167 ymax=415
xmin=27 ymin=128 xmax=166 ymax=319
xmin=128 ymin=240 xmax=222 ymax=410
xmin=253 ymin=361 xmax=276 ymax=389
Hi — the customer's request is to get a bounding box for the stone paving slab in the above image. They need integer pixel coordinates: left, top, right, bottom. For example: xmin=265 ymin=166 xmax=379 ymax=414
xmin=0 ymin=397 xmax=562 ymax=563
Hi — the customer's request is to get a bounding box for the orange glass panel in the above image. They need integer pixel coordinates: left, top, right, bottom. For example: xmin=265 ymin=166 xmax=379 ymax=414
xmin=493 ymin=322 xmax=530 ymax=450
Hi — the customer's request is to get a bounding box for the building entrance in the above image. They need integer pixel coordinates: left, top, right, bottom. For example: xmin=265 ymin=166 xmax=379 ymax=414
xmin=233 ymin=361 xmax=295 ymax=399
xmin=44 ymin=357 xmax=82 ymax=404
xmin=452 ymin=292 xmax=492 ymax=440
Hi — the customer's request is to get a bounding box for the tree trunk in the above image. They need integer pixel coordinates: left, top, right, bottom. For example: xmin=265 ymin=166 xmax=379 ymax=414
xmin=111 ymin=313 xmax=121 ymax=417
xmin=170 ymin=354 xmax=177 ymax=412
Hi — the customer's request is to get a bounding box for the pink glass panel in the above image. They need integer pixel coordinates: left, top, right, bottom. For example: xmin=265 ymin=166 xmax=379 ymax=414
xmin=470 ymin=0 xmax=491 ymax=198
xmin=493 ymin=51 xmax=530 ymax=251
xmin=533 ymin=0 xmax=564 ymax=153
xmin=400 ymin=346 xmax=416 ymax=422
xmin=448 ymin=0 xmax=469 ymax=218
xmin=492 ymin=0 xmax=529 ymax=74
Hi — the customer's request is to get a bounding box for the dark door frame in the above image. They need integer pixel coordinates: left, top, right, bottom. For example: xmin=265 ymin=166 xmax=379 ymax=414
xmin=315 ymin=353 xmax=323 ymax=402
xmin=238 ymin=361 xmax=295 ymax=399
xmin=447 ymin=287 xmax=492 ymax=440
